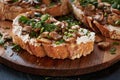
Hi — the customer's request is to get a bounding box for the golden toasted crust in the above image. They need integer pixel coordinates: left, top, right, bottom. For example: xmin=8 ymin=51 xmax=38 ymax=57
xmin=42 ymin=41 xmax=94 ymax=59
xmin=67 ymin=42 xmax=94 ymax=59
xmin=42 ymin=43 xmax=69 ymax=59
xmin=12 ymin=32 xmax=46 ymax=57
xmin=12 ymin=31 xmax=94 ymax=59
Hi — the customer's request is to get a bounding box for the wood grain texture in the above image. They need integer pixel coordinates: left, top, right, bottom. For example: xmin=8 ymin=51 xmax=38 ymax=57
xmin=0 ymin=21 xmax=120 ymax=76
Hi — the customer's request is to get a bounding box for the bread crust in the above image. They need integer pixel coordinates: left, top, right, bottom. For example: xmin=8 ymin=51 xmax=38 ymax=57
xmin=12 ymin=31 xmax=46 ymax=57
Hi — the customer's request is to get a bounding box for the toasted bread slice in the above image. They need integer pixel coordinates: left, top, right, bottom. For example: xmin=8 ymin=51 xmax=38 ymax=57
xmin=12 ymin=13 xmax=46 ymax=57
xmin=70 ymin=0 xmax=120 ymax=40
xmin=0 ymin=0 xmax=70 ymax=20
xmin=12 ymin=12 xmax=95 ymax=59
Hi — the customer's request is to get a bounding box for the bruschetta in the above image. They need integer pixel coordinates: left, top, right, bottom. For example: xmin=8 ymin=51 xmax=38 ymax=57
xmin=0 ymin=0 xmax=70 ymax=20
xmin=12 ymin=11 xmax=95 ymax=59
xmin=70 ymin=0 xmax=120 ymax=40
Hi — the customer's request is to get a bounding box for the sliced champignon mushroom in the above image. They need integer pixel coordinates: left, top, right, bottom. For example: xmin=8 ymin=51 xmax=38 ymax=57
xmin=27 ymin=12 xmax=35 ymax=18
xmin=98 ymin=41 xmax=111 ymax=50
xmin=76 ymin=32 xmax=81 ymax=37
xmin=32 ymin=28 xmax=41 ymax=32
xmin=37 ymin=38 xmax=52 ymax=44
xmin=61 ymin=21 xmax=68 ymax=28
xmin=93 ymin=20 xmax=110 ymax=37
xmin=107 ymin=13 xmax=120 ymax=26
xmin=45 ymin=17 xmax=57 ymax=23
xmin=64 ymin=37 xmax=76 ymax=43
xmin=40 ymin=32 xmax=49 ymax=38
xmin=112 ymin=9 xmax=120 ymax=15
xmin=22 ymin=26 xmax=32 ymax=35
xmin=84 ymin=4 xmax=95 ymax=16
xmin=23 ymin=26 xmax=32 ymax=32
xmin=87 ymin=4 xmax=95 ymax=11
xmin=54 ymin=21 xmax=68 ymax=29
xmin=22 ymin=31 xmax=28 ymax=35
xmin=103 ymin=2 xmax=111 ymax=7
xmin=98 ymin=2 xmax=104 ymax=9
xmin=97 ymin=2 xmax=111 ymax=13
xmin=49 ymin=31 xmax=62 ymax=40
xmin=94 ymin=12 xmax=104 ymax=22
xmin=104 ymin=6 xmax=111 ymax=14
xmin=71 ymin=25 xmax=80 ymax=29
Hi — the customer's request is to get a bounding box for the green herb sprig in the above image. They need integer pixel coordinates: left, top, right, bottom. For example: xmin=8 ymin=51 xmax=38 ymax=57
xmin=0 ymin=33 xmax=4 ymax=46
xmin=55 ymin=39 xmax=65 ymax=45
xmin=79 ymin=0 xmax=98 ymax=7
xmin=109 ymin=47 xmax=116 ymax=54
xmin=12 ymin=44 xmax=22 ymax=52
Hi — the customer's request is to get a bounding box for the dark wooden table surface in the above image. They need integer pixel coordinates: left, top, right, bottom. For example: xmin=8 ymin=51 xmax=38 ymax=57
xmin=0 ymin=61 xmax=120 ymax=80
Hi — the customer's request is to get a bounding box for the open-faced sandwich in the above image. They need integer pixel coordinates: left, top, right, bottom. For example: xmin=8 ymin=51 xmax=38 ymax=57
xmin=12 ymin=11 xmax=95 ymax=59
xmin=70 ymin=0 xmax=120 ymax=40
xmin=0 ymin=0 xmax=70 ymax=20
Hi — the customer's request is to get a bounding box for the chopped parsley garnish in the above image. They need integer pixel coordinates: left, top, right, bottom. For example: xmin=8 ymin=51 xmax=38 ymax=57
xmin=12 ymin=44 xmax=22 ymax=52
xmin=115 ymin=20 xmax=120 ymax=25
xmin=34 ymin=5 xmax=40 ymax=9
xmin=0 ymin=39 xmax=4 ymax=46
xmin=64 ymin=32 xmax=73 ymax=37
xmin=0 ymin=33 xmax=4 ymax=46
xmin=41 ymin=14 xmax=50 ymax=21
xmin=56 ymin=14 xmax=81 ymax=27
xmin=109 ymin=47 xmax=116 ymax=54
xmin=68 ymin=29 xmax=77 ymax=33
xmin=34 ymin=21 xmax=42 ymax=28
xmin=43 ymin=23 xmax=57 ymax=32
xmin=112 ymin=42 xmax=120 ymax=45
xmin=12 ymin=0 xmax=18 ymax=2
xmin=40 ymin=27 xmax=45 ymax=33
xmin=0 ymin=33 xmax=2 ymax=38
xmin=104 ymin=12 xmax=108 ymax=17
xmin=55 ymin=39 xmax=65 ymax=45
xmin=19 ymin=16 xmax=29 ymax=24
xmin=86 ymin=31 xmax=90 ymax=36
xmin=29 ymin=31 xmax=39 ymax=38
xmin=109 ymin=41 xmax=119 ymax=55
xmin=25 ymin=19 xmax=36 ymax=28
xmin=79 ymin=0 xmax=98 ymax=7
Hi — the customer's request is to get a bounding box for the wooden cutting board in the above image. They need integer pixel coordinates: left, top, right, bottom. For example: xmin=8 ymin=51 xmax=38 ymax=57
xmin=0 ymin=21 xmax=120 ymax=76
